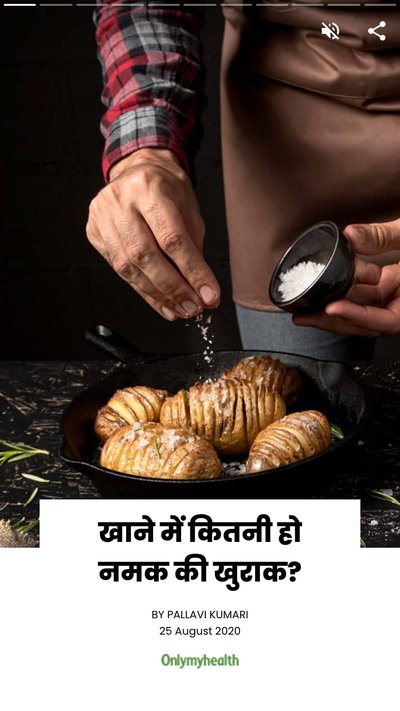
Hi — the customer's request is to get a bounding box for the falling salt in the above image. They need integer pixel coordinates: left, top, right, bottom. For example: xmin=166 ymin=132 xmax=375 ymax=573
xmin=195 ymin=313 xmax=215 ymax=368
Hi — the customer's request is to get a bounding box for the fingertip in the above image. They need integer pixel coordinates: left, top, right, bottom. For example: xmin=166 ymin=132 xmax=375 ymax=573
xmin=209 ymin=298 xmax=221 ymax=310
xmin=325 ymin=302 xmax=341 ymax=316
xmin=199 ymin=284 xmax=220 ymax=307
xmin=325 ymin=301 xmax=351 ymax=320
xmin=161 ymin=306 xmax=178 ymax=321
xmin=344 ymin=224 xmax=366 ymax=243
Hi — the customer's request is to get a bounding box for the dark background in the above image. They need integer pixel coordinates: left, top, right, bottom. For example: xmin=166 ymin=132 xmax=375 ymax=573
xmin=0 ymin=8 xmax=239 ymax=359
xmin=0 ymin=8 xmax=398 ymax=360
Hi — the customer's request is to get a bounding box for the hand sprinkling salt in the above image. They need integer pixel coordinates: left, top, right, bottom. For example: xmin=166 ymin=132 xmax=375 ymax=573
xmin=278 ymin=260 xmax=325 ymax=301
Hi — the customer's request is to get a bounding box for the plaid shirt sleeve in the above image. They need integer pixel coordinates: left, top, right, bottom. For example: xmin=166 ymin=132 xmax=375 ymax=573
xmin=94 ymin=2 xmax=205 ymax=182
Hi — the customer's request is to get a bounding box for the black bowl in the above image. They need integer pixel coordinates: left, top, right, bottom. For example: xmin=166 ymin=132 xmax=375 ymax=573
xmin=269 ymin=221 xmax=355 ymax=314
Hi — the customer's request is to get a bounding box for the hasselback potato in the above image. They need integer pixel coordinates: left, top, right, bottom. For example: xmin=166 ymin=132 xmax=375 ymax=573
xmin=160 ymin=378 xmax=286 ymax=456
xmin=222 ymin=356 xmax=302 ymax=407
xmin=95 ymin=386 xmax=168 ymax=443
xmin=246 ymin=410 xmax=331 ymax=472
xmin=100 ymin=423 xmax=221 ymax=480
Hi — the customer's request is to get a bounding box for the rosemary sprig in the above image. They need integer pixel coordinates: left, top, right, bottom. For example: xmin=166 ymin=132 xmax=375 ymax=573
xmin=330 ymin=423 xmax=344 ymax=441
xmin=24 ymin=487 xmax=39 ymax=507
xmin=0 ymin=440 xmax=49 ymax=466
xmin=21 ymin=473 xmax=49 ymax=484
xmin=153 ymin=435 xmax=161 ymax=458
xmin=10 ymin=518 xmax=40 ymax=534
xmin=17 ymin=518 xmax=39 ymax=534
xmin=11 ymin=517 xmax=26 ymax=529
xmin=93 ymin=446 xmax=102 ymax=465
xmin=367 ymin=489 xmax=400 ymax=507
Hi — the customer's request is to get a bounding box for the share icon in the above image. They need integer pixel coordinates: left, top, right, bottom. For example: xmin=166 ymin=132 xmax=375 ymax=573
xmin=368 ymin=21 xmax=386 ymax=42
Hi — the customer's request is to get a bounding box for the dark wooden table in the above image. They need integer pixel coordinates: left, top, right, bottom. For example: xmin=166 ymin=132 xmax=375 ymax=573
xmin=0 ymin=360 xmax=399 ymax=547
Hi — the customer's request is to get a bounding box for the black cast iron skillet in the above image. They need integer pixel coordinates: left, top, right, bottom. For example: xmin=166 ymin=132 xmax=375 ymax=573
xmin=60 ymin=326 xmax=368 ymax=499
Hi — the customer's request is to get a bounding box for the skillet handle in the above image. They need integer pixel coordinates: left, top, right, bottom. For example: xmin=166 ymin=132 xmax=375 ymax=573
xmin=84 ymin=325 xmax=149 ymax=363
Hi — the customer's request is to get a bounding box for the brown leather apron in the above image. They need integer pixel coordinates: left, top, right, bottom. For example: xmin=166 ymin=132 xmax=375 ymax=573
xmin=220 ymin=2 xmax=400 ymax=310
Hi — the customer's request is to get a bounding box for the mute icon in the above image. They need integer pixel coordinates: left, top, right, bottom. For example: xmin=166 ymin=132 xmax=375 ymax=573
xmin=321 ymin=22 xmax=340 ymax=40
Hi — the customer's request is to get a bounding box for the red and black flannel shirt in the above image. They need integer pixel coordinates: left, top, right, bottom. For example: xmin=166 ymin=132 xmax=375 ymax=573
xmin=94 ymin=1 xmax=206 ymax=181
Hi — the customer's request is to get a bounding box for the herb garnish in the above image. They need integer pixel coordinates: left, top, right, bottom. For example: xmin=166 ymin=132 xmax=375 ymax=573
xmin=24 ymin=487 xmax=39 ymax=507
xmin=153 ymin=435 xmax=161 ymax=458
xmin=330 ymin=424 xmax=344 ymax=441
xmin=367 ymin=490 xmax=400 ymax=507
xmin=0 ymin=440 xmax=49 ymax=465
xmin=21 ymin=473 xmax=50 ymax=484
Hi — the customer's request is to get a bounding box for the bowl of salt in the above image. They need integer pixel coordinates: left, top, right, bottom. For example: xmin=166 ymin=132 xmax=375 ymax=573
xmin=269 ymin=221 xmax=355 ymax=314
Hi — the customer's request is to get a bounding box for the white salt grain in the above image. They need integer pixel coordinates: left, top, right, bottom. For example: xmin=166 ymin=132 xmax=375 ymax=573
xmin=195 ymin=313 xmax=215 ymax=368
xmin=222 ymin=461 xmax=247 ymax=477
xmin=278 ymin=260 xmax=325 ymax=301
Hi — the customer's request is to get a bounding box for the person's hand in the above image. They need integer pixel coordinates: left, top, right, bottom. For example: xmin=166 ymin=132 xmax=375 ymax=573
xmin=86 ymin=148 xmax=220 ymax=321
xmin=293 ymin=220 xmax=400 ymax=337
